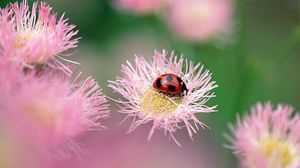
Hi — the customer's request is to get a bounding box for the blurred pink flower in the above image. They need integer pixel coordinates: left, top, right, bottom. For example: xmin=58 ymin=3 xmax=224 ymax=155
xmin=0 ymin=0 xmax=79 ymax=74
xmin=109 ymin=50 xmax=217 ymax=145
xmin=0 ymin=130 xmax=55 ymax=168
xmin=115 ymin=0 xmax=167 ymax=14
xmin=53 ymin=122 xmax=222 ymax=168
xmin=168 ymin=0 xmax=233 ymax=43
xmin=227 ymin=103 xmax=300 ymax=168
xmin=0 ymin=73 xmax=109 ymax=154
xmin=0 ymin=54 xmax=22 ymax=100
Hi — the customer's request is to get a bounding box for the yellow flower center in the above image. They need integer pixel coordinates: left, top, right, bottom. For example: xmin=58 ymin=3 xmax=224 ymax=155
xmin=185 ymin=3 xmax=212 ymax=21
xmin=24 ymin=99 xmax=57 ymax=129
xmin=13 ymin=31 xmax=47 ymax=64
xmin=140 ymin=87 xmax=182 ymax=116
xmin=260 ymin=138 xmax=294 ymax=167
xmin=13 ymin=34 xmax=28 ymax=49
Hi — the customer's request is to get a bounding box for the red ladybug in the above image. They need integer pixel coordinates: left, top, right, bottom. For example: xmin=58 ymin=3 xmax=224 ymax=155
xmin=153 ymin=73 xmax=188 ymax=95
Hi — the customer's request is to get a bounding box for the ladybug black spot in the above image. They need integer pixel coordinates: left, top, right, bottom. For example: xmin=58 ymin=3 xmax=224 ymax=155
xmin=156 ymin=79 xmax=162 ymax=88
xmin=166 ymin=76 xmax=173 ymax=82
xmin=168 ymin=85 xmax=176 ymax=92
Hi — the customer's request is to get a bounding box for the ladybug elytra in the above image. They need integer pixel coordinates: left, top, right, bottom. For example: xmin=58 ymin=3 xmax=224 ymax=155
xmin=153 ymin=73 xmax=188 ymax=95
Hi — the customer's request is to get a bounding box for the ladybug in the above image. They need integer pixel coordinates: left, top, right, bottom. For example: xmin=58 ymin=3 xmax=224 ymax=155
xmin=153 ymin=73 xmax=188 ymax=95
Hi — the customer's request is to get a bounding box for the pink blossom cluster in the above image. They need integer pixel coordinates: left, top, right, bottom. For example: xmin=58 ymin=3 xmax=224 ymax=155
xmin=0 ymin=0 xmax=109 ymax=156
xmin=2 ymin=1 xmax=298 ymax=168
xmin=114 ymin=0 xmax=233 ymax=43
xmin=0 ymin=0 xmax=219 ymax=154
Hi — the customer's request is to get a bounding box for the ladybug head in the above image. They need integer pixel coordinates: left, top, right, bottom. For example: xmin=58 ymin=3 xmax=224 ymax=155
xmin=176 ymin=75 xmax=188 ymax=95
xmin=181 ymin=82 xmax=188 ymax=95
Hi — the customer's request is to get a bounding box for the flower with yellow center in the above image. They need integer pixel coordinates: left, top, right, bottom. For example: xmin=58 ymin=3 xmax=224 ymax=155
xmin=0 ymin=73 xmax=109 ymax=151
xmin=227 ymin=103 xmax=300 ymax=168
xmin=0 ymin=0 xmax=79 ymax=74
xmin=109 ymin=50 xmax=217 ymax=145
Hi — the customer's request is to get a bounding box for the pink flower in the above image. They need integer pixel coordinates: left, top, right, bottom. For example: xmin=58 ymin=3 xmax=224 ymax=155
xmin=0 ymin=73 xmax=109 ymax=154
xmin=227 ymin=103 xmax=300 ymax=168
xmin=0 ymin=0 xmax=79 ymax=74
xmin=56 ymin=125 xmax=223 ymax=168
xmin=109 ymin=50 xmax=217 ymax=145
xmin=168 ymin=0 xmax=233 ymax=43
xmin=115 ymin=0 xmax=167 ymax=14
xmin=0 ymin=54 xmax=22 ymax=99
